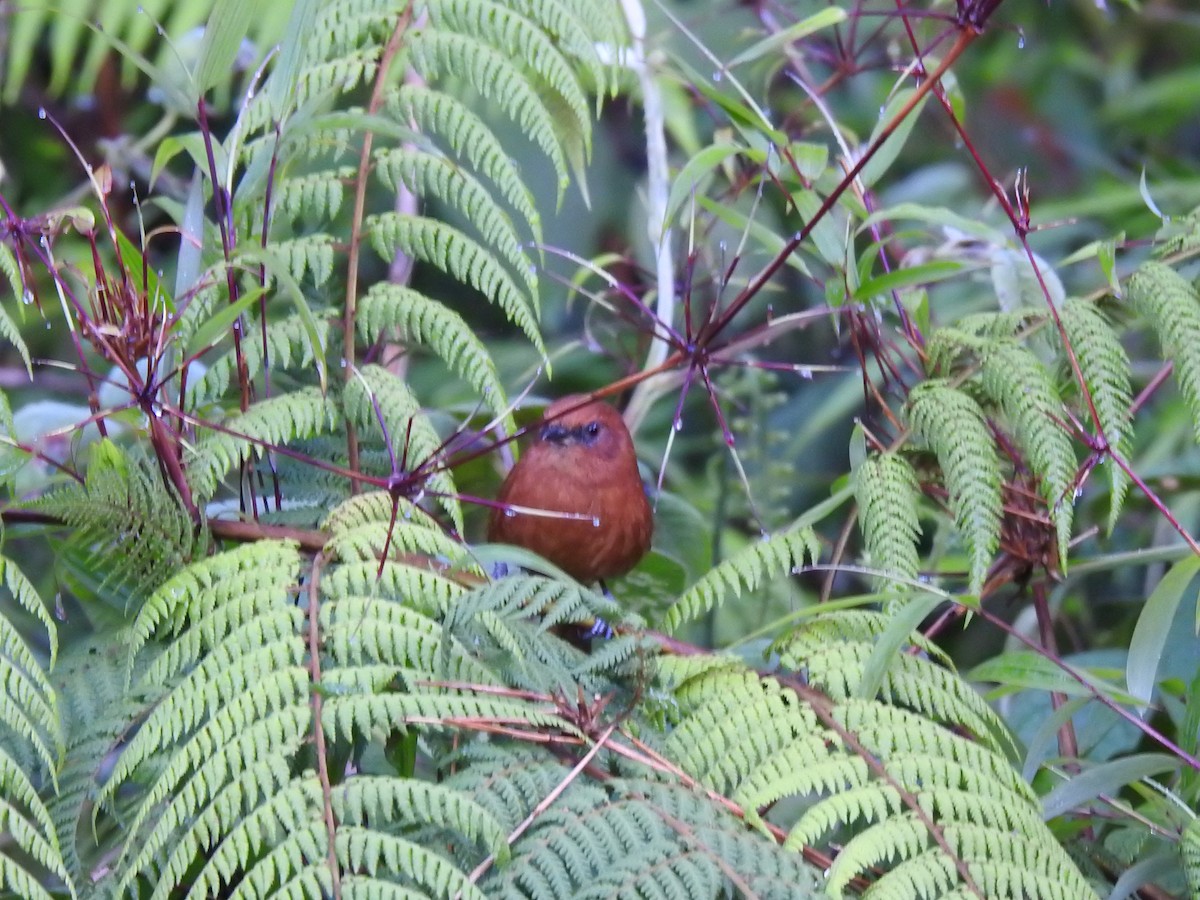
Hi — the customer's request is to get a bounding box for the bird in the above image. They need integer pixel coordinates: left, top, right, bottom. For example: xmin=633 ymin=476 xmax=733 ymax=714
xmin=488 ymin=394 xmax=654 ymax=585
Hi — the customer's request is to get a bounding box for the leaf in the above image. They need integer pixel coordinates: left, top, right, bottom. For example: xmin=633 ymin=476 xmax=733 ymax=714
xmin=859 ymin=89 xmax=929 ymax=188
xmin=1041 ymin=754 xmax=1181 ymax=821
xmin=725 ymin=7 xmax=847 ymax=68
xmin=1127 ymin=555 xmax=1200 ymax=705
xmin=194 ymin=0 xmax=255 ymax=94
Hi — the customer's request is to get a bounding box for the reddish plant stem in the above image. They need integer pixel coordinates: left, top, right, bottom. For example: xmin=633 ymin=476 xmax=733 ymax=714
xmin=696 ymin=25 xmax=979 ymax=349
xmin=342 ymin=8 xmax=414 ymax=493
xmin=1031 ymin=580 xmax=1080 ymax=766
xmin=306 ymin=551 xmax=342 ymax=899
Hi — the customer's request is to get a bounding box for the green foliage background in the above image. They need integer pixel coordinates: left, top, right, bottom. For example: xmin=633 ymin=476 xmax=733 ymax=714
xmin=2 ymin=0 xmax=1200 ymax=898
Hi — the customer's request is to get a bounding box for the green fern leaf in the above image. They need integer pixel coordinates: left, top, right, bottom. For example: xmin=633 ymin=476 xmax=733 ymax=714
xmin=366 ymin=213 xmax=545 ymax=355
xmin=426 ymin=0 xmax=591 ymax=144
xmin=1182 ymin=814 xmax=1200 ymax=899
xmin=186 ymin=313 xmax=331 ymax=407
xmin=855 ymin=452 xmax=922 ymax=589
xmin=377 ymin=144 xmax=532 ymax=269
xmin=31 ymin=440 xmax=205 ymax=600
xmin=270 ymin=168 xmax=351 ymax=226
xmin=186 ymin=387 xmax=341 ymax=500
xmin=0 ymin=243 xmax=31 ymax=375
xmin=661 ymin=524 xmax=819 ymax=632
xmin=979 ymin=341 xmax=1076 ymax=569
xmin=357 ymin=283 xmax=510 ymax=424
xmin=1127 ymin=261 xmax=1200 ymax=444
xmin=343 ymin=364 xmax=462 ymax=533
xmin=407 ymin=29 xmax=570 ymax=197
xmin=506 ymin=0 xmax=618 ymax=101
xmin=0 ymin=559 xmax=69 ymax=896
xmin=907 ymin=380 xmax=1002 ymax=594
xmin=268 ymin=232 xmax=337 ymax=287
xmin=389 ymin=83 xmax=542 ymax=244
xmin=1059 ymin=299 xmax=1132 ymax=534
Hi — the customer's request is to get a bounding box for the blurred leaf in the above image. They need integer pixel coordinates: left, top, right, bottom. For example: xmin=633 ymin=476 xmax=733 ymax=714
xmin=725 ymin=8 xmax=847 ymax=69
xmin=970 ymin=651 xmax=1140 ymax=705
xmin=194 ymin=0 xmax=254 ymax=95
xmin=1127 ymin=555 xmax=1200 ymax=705
xmin=860 ymin=89 xmax=929 ymax=188
xmin=1041 ymin=754 xmax=1180 ymax=821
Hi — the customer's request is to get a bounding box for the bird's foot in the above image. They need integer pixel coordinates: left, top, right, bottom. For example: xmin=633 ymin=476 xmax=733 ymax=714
xmin=587 ymin=617 xmax=614 ymax=639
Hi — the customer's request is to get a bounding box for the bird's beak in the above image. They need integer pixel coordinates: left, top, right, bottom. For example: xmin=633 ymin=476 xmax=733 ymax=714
xmin=540 ymin=423 xmax=572 ymax=445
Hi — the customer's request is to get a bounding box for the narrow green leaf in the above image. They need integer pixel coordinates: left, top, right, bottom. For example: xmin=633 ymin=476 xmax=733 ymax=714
xmin=184 ymin=287 xmax=267 ymax=357
xmin=1041 ymin=754 xmax=1180 ymax=821
xmin=859 ymin=90 xmax=929 ymax=187
xmin=195 ymin=0 xmax=255 ymax=94
xmin=725 ymin=8 xmax=847 ymax=68
xmin=1127 ymin=555 xmax=1200 ymax=704
xmin=855 ymin=591 xmax=943 ymax=700
xmin=854 ymin=260 xmax=963 ymax=302
xmin=665 ymin=143 xmax=745 ymax=234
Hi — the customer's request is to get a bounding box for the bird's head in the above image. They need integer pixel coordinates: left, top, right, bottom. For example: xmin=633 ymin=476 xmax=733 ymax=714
xmin=534 ymin=395 xmax=633 ymax=464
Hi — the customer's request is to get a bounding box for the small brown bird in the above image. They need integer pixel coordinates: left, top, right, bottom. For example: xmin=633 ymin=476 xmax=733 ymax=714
xmin=488 ymin=395 xmax=654 ymax=584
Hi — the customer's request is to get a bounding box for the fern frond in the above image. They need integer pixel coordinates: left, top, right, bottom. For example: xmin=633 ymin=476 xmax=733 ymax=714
xmin=1058 ymin=299 xmax=1132 ymax=533
xmin=907 ymin=380 xmax=1002 ymax=594
xmin=0 ymin=557 xmax=69 ymax=895
xmin=343 ymin=364 xmax=462 ymax=532
xmin=442 ymin=574 xmax=631 ymax=694
xmin=1182 ymin=814 xmax=1200 ymax=898
xmin=366 ymin=213 xmax=544 ymax=355
xmin=270 ymin=168 xmax=351 ymax=227
xmin=654 ymin=612 xmax=1097 ymax=898
xmin=0 ymin=244 xmax=31 ymax=375
xmin=268 ymin=233 xmax=337 ymax=287
xmin=186 ymin=314 xmax=332 ymax=407
xmin=426 ymin=0 xmax=591 ymax=145
xmin=1126 ymin=261 xmax=1200 ymax=443
xmin=979 ymin=341 xmax=1076 ymax=569
xmin=377 ymin=144 xmax=532 ymax=271
xmin=389 ymin=83 xmax=541 ymax=244
xmin=407 ymin=29 xmax=571 ymax=197
xmin=357 ymin=283 xmax=510 ymax=422
xmin=129 ymin=539 xmax=302 ymax=660
xmin=31 ymin=440 xmax=205 ymax=601
xmin=506 ymin=0 xmax=617 ymax=101
xmin=186 ymin=387 xmax=341 ymax=500
xmin=453 ymin=745 xmax=825 ymax=900
xmin=45 ymin=637 xmax=155 ymax=890
xmin=660 ymin=523 xmax=819 ymax=632
xmin=323 ymin=592 xmax=497 ymax=688
xmin=854 ymin=452 xmax=922 ymax=589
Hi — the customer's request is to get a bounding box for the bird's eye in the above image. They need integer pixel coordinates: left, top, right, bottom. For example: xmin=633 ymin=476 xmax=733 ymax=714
xmin=585 ymin=421 xmax=601 ymax=438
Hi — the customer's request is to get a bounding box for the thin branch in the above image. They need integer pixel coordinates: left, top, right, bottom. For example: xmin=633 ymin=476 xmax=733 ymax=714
xmin=306 ymin=551 xmax=342 ymax=899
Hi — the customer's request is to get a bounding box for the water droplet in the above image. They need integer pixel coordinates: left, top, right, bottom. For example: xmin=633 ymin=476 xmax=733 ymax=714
xmin=339 ymin=358 xmax=347 ymax=368
xmin=796 ymin=366 xmax=813 ymax=380
xmin=673 ymin=418 xmax=683 ymax=432
xmin=712 ymin=70 xmax=723 ymax=82
xmin=44 ymin=320 xmax=52 ymax=329
xmin=504 ymin=508 xmax=516 ymax=518
xmin=21 ymin=291 xmax=33 ymax=305
xmin=591 ymin=516 xmax=601 ymax=528
xmin=1017 ymin=30 xmax=1025 ymax=49
xmin=37 ymin=107 xmax=46 ymax=119
xmin=1073 ymin=487 xmax=1084 ymax=500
